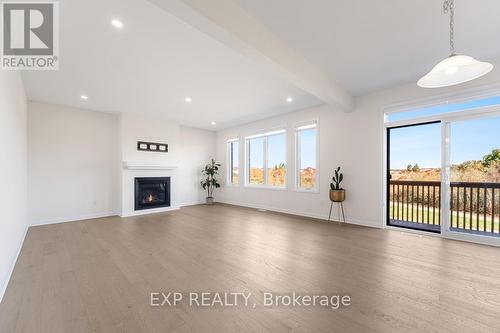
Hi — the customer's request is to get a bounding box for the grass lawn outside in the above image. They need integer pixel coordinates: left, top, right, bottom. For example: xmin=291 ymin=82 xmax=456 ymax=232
xmin=389 ymin=202 xmax=500 ymax=233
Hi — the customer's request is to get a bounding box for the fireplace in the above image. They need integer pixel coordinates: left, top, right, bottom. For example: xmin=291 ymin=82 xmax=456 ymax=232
xmin=134 ymin=177 xmax=171 ymax=211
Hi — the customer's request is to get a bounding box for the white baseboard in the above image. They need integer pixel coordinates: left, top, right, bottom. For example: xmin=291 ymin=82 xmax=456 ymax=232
xmin=0 ymin=224 xmax=28 ymax=304
xmin=30 ymin=203 xmax=204 ymax=225
xmin=120 ymin=206 xmax=180 ymax=217
xmin=218 ymin=200 xmax=381 ymax=229
xmin=30 ymin=211 xmax=117 ymax=227
xmin=180 ymin=200 xmax=205 ymax=207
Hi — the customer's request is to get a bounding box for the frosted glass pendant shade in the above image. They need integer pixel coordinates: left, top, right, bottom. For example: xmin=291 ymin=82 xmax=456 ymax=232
xmin=418 ymin=55 xmax=493 ymax=88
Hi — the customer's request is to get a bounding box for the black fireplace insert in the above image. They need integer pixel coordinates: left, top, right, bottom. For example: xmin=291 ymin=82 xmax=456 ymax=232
xmin=134 ymin=177 xmax=171 ymax=211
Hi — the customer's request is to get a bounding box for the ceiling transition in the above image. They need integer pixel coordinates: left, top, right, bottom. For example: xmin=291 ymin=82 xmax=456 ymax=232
xmin=20 ymin=0 xmax=500 ymax=129
xmin=236 ymin=0 xmax=500 ymax=96
xmin=21 ymin=0 xmax=323 ymax=130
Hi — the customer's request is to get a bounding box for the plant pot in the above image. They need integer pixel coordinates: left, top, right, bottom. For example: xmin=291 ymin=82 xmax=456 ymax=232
xmin=206 ymin=197 xmax=214 ymax=205
xmin=330 ymin=189 xmax=345 ymax=202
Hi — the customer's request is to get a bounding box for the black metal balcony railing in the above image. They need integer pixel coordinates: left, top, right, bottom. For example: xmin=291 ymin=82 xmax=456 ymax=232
xmin=389 ymin=180 xmax=500 ymax=236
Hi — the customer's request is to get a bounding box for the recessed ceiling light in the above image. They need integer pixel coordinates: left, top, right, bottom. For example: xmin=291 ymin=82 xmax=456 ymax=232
xmin=185 ymin=97 xmax=192 ymax=103
xmin=111 ymin=19 xmax=123 ymax=28
xmin=80 ymin=95 xmax=88 ymax=100
xmin=286 ymin=97 xmax=293 ymax=103
xmin=211 ymin=121 xmax=216 ymax=126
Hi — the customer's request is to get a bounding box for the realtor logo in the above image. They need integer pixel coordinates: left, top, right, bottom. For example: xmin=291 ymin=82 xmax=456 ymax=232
xmin=1 ymin=1 xmax=59 ymax=70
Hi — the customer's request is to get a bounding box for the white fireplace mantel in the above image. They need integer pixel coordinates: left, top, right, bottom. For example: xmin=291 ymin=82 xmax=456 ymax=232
xmin=122 ymin=161 xmax=178 ymax=170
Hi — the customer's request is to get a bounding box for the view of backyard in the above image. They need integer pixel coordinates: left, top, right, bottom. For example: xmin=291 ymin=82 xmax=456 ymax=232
xmin=245 ymin=126 xmax=317 ymax=188
xmin=247 ymin=165 xmax=316 ymax=188
xmin=389 ymin=115 xmax=500 ymax=235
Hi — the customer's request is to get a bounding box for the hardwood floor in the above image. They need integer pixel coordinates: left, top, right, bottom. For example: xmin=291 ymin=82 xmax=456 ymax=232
xmin=1 ymin=204 xmax=500 ymax=333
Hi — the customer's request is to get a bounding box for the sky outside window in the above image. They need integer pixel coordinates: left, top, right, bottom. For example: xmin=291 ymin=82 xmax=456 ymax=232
xmin=390 ymin=117 xmax=500 ymax=170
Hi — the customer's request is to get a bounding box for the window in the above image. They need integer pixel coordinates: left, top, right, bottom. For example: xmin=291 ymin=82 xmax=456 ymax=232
xmin=227 ymin=139 xmax=239 ymax=186
xmin=267 ymin=132 xmax=286 ymax=186
xmin=245 ymin=130 xmax=286 ymax=187
xmin=247 ymin=136 xmax=265 ymax=185
xmin=296 ymin=123 xmax=318 ymax=190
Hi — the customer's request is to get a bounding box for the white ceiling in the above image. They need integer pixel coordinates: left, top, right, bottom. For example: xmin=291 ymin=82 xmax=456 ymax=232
xmin=21 ymin=0 xmax=500 ymax=128
xmin=236 ymin=0 xmax=500 ymax=96
xmin=21 ymin=0 xmax=323 ymax=130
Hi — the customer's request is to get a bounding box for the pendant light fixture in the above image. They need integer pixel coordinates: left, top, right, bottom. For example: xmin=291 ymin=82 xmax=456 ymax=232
xmin=418 ymin=0 xmax=493 ymax=88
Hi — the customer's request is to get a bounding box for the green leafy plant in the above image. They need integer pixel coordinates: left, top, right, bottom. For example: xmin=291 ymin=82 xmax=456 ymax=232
xmin=482 ymin=148 xmax=500 ymax=167
xmin=200 ymin=159 xmax=221 ymax=197
xmin=330 ymin=166 xmax=344 ymax=190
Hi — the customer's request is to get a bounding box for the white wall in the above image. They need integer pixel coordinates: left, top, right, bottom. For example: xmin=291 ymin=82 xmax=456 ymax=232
xmin=215 ymin=104 xmax=380 ymax=227
xmin=118 ymin=115 xmax=215 ymax=215
xmin=178 ymin=126 xmax=216 ymax=206
xmin=27 ymin=105 xmax=216 ymax=221
xmin=28 ymin=102 xmax=118 ymax=225
xmin=215 ymin=61 xmax=500 ymax=228
xmin=119 ymin=113 xmax=182 ymax=216
xmin=0 ymin=71 xmax=28 ymax=302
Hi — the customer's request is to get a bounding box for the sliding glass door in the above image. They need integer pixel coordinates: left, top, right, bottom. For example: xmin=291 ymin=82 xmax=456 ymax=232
xmin=447 ymin=116 xmax=500 ymax=236
xmin=387 ymin=122 xmax=442 ymax=232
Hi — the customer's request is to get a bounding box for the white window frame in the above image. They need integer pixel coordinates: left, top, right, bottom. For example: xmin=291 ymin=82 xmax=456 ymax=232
xmin=382 ymin=86 xmax=500 ymax=247
xmin=226 ymin=138 xmax=239 ymax=187
xmin=295 ymin=120 xmax=319 ymax=193
xmin=244 ymin=129 xmax=287 ymax=189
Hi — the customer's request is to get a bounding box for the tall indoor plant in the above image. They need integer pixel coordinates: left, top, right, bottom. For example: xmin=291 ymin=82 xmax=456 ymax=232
xmin=201 ymin=158 xmax=221 ymax=204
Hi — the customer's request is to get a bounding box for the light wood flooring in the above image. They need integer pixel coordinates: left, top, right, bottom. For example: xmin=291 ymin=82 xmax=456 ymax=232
xmin=1 ymin=203 xmax=500 ymax=333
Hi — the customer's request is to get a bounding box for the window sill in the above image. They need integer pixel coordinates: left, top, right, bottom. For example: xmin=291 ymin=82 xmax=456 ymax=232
xmin=294 ymin=188 xmax=320 ymax=194
xmin=244 ymin=185 xmax=288 ymax=191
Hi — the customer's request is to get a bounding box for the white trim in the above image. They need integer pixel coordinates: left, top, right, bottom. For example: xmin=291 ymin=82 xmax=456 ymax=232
xmin=383 ymin=82 xmax=500 ymax=115
xmin=385 ymin=225 xmax=500 ymax=248
xmin=244 ymin=129 xmax=287 ymax=188
xmin=443 ymin=231 xmax=500 ymax=247
xmin=122 ymin=162 xmax=178 ymax=170
xmin=440 ymin=121 xmax=451 ymax=235
xmin=179 ymin=201 xmax=205 ymax=207
xmin=244 ymin=129 xmax=286 ymax=140
xmin=385 ymin=225 xmax=442 ymax=238
xmin=381 ymin=89 xmax=500 ymax=248
xmin=380 ymin=110 xmax=387 ymax=229
xmin=384 ymin=104 xmax=500 ymax=128
xmin=218 ymin=200 xmax=379 ymax=228
xmin=120 ymin=206 xmax=180 ymax=218
xmin=243 ymin=185 xmax=287 ymax=191
xmin=295 ymin=187 xmax=320 ymax=194
xmin=30 ymin=211 xmax=117 ymax=226
xmin=296 ymin=123 xmax=317 ymax=131
xmin=0 ymin=225 xmax=28 ymax=304
xmin=226 ymin=139 xmax=240 ymax=187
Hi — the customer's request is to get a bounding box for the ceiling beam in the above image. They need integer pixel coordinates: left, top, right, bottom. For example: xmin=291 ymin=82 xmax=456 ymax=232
xmin=147 ymin=0 xmax=354 ymax=112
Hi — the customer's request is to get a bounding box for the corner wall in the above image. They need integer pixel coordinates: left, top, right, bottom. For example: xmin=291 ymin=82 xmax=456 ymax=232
xmin=28 ymin=102 xmax=119 ymax=225
xmin=0 ymin=71 xmax=28 ymax=302
xmin=27 ymin=104 xmax=217 ymax=222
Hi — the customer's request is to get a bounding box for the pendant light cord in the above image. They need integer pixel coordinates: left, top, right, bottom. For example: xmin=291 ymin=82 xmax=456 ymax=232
xmin=443 ymin=0 xmax=455 ymax=56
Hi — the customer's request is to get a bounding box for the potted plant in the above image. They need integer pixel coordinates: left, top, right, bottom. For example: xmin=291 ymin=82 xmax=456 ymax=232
xmin=330 ymin=167 xmax=345 ymax=202
xmin=201 ymin=158 xmax=221 ymax=204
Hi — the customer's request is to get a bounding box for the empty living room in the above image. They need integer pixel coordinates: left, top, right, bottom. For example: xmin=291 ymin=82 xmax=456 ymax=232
xmin=2 ymin=0 xmax=500 ymax=332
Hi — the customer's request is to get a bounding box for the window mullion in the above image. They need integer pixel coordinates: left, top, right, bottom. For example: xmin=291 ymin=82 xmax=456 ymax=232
xmin=246 ymin=140 xmax=250 ymax=185
xmin=264 ymin=136 xmax=268 ymax=185
xmin=232 ymin=142 xmax=235 ymax=185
